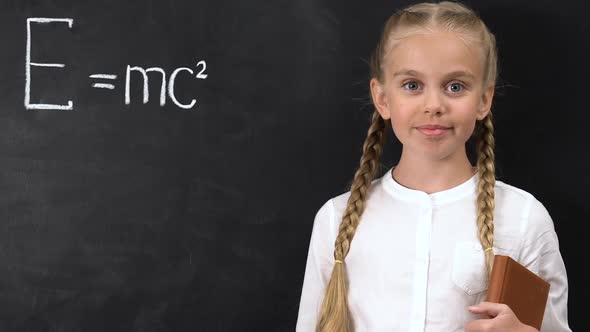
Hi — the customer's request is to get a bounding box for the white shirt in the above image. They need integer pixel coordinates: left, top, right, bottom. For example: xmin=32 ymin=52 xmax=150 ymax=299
xmin=296 ymin=169 xmax=571 ymax=332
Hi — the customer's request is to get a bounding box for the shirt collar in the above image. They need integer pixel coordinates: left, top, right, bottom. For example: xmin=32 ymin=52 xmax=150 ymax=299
xmin=381 ymin=167 xmax=478 ymax=206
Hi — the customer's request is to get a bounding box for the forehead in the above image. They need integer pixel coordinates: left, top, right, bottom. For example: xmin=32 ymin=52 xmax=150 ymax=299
xmin=385 ymin=31 xmax=484 ymax=80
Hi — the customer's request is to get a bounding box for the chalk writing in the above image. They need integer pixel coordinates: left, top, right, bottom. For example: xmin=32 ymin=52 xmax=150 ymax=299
xmin=90 ymin=74 xmax=117 ymax=90
xmin=25 ymin=17 xmax=208 ymax=111
xmin=25 ymin=18 xmax=74 ymax=110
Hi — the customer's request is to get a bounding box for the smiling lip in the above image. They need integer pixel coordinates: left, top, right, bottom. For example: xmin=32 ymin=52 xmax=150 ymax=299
xmin=416 ymin=124 xmax=451 ymax=137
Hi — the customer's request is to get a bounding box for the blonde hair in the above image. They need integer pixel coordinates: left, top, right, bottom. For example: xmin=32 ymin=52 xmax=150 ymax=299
xmin=316 ymin=2 xmax=498 ymax=331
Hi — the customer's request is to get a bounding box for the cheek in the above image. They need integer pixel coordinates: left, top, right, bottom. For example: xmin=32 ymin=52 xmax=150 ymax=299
xmin=389 ymin=98 xmax=412 ymax=121
xmin=463 ymin=121 xmax=477 ymax=139
xmin=389 ymin=101 xmax=412 ymax=142
xmin=455 ymin=106 xmax=479 ymax=138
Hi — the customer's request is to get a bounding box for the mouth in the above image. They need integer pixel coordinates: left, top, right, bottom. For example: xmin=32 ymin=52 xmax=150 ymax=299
xmin=415 ymin=125 xmax=452 ymax=137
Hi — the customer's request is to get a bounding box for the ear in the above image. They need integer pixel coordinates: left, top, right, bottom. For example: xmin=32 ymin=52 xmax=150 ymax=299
xmin=477 ymin=85 xmax=495 ymax=120
xmin=370 ymin=78 xmax=391 ymax=120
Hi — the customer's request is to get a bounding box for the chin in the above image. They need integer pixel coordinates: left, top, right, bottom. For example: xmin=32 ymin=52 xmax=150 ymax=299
xmin=415 ymin=145 xmax=460 ymax=162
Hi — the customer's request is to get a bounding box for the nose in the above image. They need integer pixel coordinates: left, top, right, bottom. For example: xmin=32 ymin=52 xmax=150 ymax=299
xmin=424 ymin=89 xmax=445 ymax=115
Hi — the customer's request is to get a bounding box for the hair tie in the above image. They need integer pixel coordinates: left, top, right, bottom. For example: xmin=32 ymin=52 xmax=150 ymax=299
xmin=335 ymin=260 xmax=343 ymax=264
xmin=484 ymin=247 xmax=493 ymax=252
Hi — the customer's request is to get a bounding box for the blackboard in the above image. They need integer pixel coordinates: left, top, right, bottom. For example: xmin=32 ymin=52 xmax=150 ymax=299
xmin=1 ymin=0 xmax=352 ymax=331
xmin=0 ymin=0 xmax=585 ymax=331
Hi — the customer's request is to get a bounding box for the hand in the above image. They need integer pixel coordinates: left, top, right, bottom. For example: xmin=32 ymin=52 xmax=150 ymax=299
xmin=464 ymin=302 xmax=539 ymax=332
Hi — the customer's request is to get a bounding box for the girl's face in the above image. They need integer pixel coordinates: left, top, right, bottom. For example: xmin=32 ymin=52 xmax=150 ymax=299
xmin=370 ymin=30 xmax=494 ymax=162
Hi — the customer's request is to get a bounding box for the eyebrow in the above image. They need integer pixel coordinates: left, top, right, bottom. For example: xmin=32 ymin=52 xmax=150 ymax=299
xmin=393 ymin=69 xmax=476 ymax=80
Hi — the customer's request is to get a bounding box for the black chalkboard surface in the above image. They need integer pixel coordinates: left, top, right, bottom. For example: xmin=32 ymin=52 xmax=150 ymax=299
xmin=0 ymin=0 xmax=585 ymax=331
xmin=0 ymin=1 xmax=355 ymax=331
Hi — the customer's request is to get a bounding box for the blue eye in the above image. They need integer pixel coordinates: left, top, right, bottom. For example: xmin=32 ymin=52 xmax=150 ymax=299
xmin=403 ymin=81 xmax=421 ymax=91
xmin=448 ymin=82 xmax=465 ymax=93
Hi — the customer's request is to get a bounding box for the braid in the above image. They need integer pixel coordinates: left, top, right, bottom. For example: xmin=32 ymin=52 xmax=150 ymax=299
xmin=475 ymin=113 xmax=496 ymax=280
xmin=334 ymin=112 xmax=387 ymax=261
xmin=316 ymin=111 xmax=387 ymax=332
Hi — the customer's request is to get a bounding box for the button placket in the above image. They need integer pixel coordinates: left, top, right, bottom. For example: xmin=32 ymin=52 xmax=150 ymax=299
xmin=410 ymin=196 xmax=433 ymax=331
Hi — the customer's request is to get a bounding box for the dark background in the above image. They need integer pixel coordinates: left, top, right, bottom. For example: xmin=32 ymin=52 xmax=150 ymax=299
xmin=0 ymin=0 xmax=584 ymax=331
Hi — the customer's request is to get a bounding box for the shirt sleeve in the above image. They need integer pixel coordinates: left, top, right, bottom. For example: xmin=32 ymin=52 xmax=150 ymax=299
xmin=518 ymin=198 xmax=572 ymax=332
xmin=296 ymin=199 xmax=337 ymax=332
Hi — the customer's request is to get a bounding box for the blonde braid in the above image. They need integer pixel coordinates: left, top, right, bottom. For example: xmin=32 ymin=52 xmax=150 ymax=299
xmin=475 ymin=113 xmax=496 ymax=280
xmin=316 ymin=111 xmax=386 ymax=332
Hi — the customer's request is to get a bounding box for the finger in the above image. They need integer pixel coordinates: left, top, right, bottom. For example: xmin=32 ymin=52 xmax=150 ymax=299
xmin=464 ymin=318 xmax=492 ymax=332
xmin=468 ymin=304 xmax=494 ymax=319
xmin=468 ymin=301 xmax=509 ymax=317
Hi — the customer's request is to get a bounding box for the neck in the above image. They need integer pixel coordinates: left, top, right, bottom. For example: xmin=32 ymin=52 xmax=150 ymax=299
xmin=392 ymin=146 xmax=475 ymax=194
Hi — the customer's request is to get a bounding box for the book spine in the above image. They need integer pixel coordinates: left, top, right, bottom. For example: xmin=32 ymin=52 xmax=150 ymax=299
xmin=486 ymin=255 xmax=508 ymax=303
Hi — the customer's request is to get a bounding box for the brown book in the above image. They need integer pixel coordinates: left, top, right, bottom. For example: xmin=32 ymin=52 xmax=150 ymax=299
xmin=487 ymin=255 xmax=550 ymax=330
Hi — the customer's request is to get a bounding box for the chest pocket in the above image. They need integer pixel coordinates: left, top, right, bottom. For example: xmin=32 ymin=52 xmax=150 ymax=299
xmin=451 ymin=241 xmax=488 ymax=295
